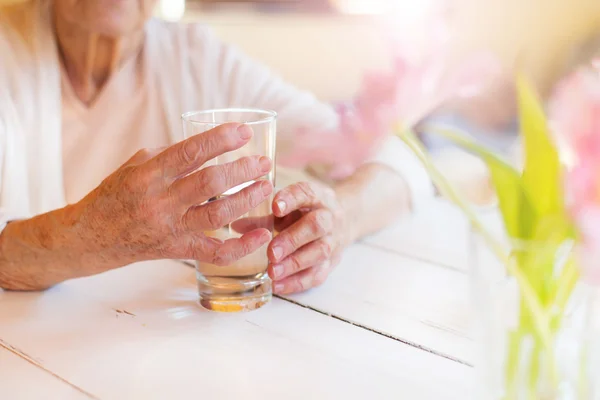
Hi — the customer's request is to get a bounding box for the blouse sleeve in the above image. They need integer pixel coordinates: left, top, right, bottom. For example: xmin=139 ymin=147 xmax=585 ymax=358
xmin=187 ymin=24 xmax=435 ymax=210
xmin=0 ymin=108 xmax=28 ymax=234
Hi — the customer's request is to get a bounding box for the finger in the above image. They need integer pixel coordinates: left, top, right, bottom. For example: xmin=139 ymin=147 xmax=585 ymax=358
xmin=151 ymin=123 xmax=254 ymax=179
xmin=268 ymin=236 xmax=333 ymax=280
xmin=172 ymin=155 xmax=272 ymax=206
xmin=268 ymin=209 xmax=333 ymax=263
xmin=274 ymin=211 xmax=303 ymax=233
xmin=272 ymin=262 xmax=332 ymax=295
xmin=230 ymin=213 xmax=301 ymax=236
xmin=123 ymin=146 xmax=168 ymax=167
xmin=181 ymin=180 xmax=273 ymax=231
xmin=273 ymin=182 xmax=334 ymax=217
xmin=230 ymin=215 xmax=274 ymax=234
xmin=195 ymin=228 xmax=272 ymax=266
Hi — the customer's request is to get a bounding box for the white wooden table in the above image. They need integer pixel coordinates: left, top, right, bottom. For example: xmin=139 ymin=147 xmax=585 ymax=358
xmin=0 ymin=199 xmax=477 ymax=400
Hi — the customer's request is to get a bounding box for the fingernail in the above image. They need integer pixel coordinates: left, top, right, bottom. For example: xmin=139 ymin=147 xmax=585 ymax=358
xmin=237 ymin=124 xmax=253 ymax=139
xmin=273 ymin=283 xmax=284 ymax=294
xmin=261 ymin=180 xmax=273 ymax=196
xmin=276 ymin=200 xmax=286 ymax=213
xmin=261 ymin=230 xmax=273 ymax=241
xmin=273 ymin=264 xmax=284 ymax=278
xmin=259 ymin=156 xmax=272 ymax=172
xmin=272 ymin=246 xmax=283 ymax=261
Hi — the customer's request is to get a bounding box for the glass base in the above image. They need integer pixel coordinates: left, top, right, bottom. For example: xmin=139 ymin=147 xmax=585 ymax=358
xmin=196 ymin=272 xmax=272 ymax=313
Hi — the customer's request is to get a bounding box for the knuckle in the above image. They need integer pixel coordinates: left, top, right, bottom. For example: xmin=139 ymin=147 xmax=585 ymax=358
xmin=113 ymin=166 xmax=142 ymax=200
xmin=305 ymin=213 xmax=320 ymax=232
xmin=297 ymin=181 xmax=315 ymax=196
xmin=179 ymin=208 xmax=198 ymax=232
xmin=279 ymin=231 xmax=299 ymax=251
xmin=307 ymin=211 xmax=331 ymax=236
xmin=220 ymin=161 xmax=244 ymax=188
xmin=204 ymin=130 xmax=219 ymax=148
xmin=191 ymin=237 xmax=225 ymax=265
xmin=247 ymin=185 xmax=266 ymax=209
xmin=317 ymin=210 xmax=334 ymax=231
xmin=228 ymin=194 xmax=251 ymax=218
xmin=288 ymin=254 xmax=304 ymax=273
xmin=196 ymin=168 xmax=223 ymax=196
xmin=298 ymin=276 xmax=313 ymax=291
xmin=238 ymin=157 xmax=256 ymax=178
xmin=206 ymin=204 xmax=228 ymax=230
xmin=127 ymin=148 xmax=155 ymax=167
xmin=319 ymin=238 xmax=333 ymax=259
xmin=180 ymin=138 xmax=202 ymax=164
xmin=177 ymin=212 xmax=190 ymax=233
xmin=134 ymin=148 xmax=152 ymax=161
xmin=181 ymin=235 xmax=199 ymax=259
xmin=296 ymin=181 xmax=316 ymax=200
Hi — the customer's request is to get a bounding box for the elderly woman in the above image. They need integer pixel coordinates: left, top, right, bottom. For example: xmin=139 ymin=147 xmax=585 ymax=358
xmin=0 ymin=0 xmax=432 ymax=293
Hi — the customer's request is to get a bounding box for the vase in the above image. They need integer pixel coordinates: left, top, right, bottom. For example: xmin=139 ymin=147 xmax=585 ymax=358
xmin=469 ymin=230 xmax=600 ymax=400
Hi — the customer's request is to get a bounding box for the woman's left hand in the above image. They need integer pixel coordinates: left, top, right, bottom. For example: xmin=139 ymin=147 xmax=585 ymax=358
xmin=268 ymin=181 xmax=351 ymax=295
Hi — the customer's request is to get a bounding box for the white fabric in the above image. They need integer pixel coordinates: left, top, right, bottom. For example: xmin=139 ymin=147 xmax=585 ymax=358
xmin=0 ymin=0 xmax=433 ymax=230
xmin=0 ymin=1 xmax=63 ymax=219
xmin=60 ymin=43 xmax=171 ymax=203
xmin=368 ymin=135 xmax=435 ymax=209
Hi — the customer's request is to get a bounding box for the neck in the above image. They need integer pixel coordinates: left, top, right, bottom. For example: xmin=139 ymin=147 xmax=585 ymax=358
xmin=53 ymin=13 xmax=144 ymax=104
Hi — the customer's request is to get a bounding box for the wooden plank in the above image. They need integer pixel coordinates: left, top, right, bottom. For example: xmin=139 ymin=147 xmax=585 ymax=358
xmin=0 ymin=345 xmax=93 ymax=400
xmin=0 ymin=259 xmax=470 ymax=400
xmin=282 ymin=243 xmax=474 ymax=365
xmin=361 ymin=199 xmax=504 ymax=272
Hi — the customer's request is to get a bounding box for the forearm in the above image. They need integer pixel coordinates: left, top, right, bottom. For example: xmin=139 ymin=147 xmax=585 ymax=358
xmin=0 ymin=205 xmax=114 ymax=291
xmin=334 ymin=162 xmax=410 ymax=245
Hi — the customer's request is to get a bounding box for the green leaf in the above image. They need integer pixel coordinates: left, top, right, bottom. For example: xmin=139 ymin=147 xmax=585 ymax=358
xmin=486 ymin=156 xmax=537 ymax=240
xmin=425 ymin=125 xmax=537 ymax=239
xmin=525 ymin=215 xmax=575 ymax=304
xmin=517 ymin=75 xmax=563 ymax=216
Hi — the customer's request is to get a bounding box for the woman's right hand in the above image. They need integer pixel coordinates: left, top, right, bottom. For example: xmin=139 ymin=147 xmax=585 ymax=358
xmin=74 ymin=122 xmax=273 ymax=270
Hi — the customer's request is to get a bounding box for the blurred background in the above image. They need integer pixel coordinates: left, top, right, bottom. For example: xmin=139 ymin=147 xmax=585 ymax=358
xmin=151 ymin=0 xmax=600 ymax=202
xmin=149 ymin=0 xmax=600 ymax=101
xmin=4 ymin=0 xmax=600 ymax=202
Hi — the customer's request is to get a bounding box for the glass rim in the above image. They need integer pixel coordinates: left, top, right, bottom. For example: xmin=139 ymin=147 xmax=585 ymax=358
xmin=181 ymin=108 xmax=277 ymax=126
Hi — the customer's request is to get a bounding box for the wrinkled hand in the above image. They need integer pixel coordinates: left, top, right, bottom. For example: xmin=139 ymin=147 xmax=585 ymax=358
xmin=76 ymin=123 xmax=274 ymax=268
xmin=267 ymin=182 xmax=350 ymax=295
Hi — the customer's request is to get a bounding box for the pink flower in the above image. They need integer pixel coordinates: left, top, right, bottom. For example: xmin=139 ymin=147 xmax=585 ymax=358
xmin=575 ymin=206 xmax=600 ymax=284
xmin=278 ymin=10 xmax=501 ymax=179
xmin=551 ymin=66 xmax=600 ymax=161
xmin=549 ymin=61 xmax=600 ymax=282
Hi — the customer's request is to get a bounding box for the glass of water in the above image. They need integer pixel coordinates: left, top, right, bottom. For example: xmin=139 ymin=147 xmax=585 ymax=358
xmin=182 ymin=108 xmax=277 ymax=312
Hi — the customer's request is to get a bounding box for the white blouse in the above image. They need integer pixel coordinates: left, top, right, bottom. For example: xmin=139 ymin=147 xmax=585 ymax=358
xmin=0 ymin=1 xmax=433 ymax=232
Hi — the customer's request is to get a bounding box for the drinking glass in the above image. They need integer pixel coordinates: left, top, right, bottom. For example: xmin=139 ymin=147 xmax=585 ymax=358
xmin=182 ymin=108 xmax=277 ymax=312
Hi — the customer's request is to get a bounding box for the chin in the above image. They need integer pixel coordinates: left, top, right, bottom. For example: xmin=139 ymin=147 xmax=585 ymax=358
xmin=55 ymin=0 xmax=155 ymax=37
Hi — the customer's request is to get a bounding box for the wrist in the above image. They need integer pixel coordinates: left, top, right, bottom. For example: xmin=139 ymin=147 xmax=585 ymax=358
xmin=333 ymin=188 xmax=362 ymax=246
xmin=0 ymin=203 xmax=111 ymax=291
xmin=0 ymin=207 xmax=84 ymax=290
xmin=333 ymin=163 xmax=410 ymax=244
